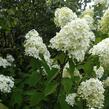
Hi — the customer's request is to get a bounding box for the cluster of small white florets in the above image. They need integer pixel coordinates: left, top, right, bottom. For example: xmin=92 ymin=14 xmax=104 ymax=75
xmin=0 ymin=74 xmax=14 ymax=93
xmin=77 ymin=78 xmax=105 ymax=109
xmin=0 ymin=57 xmax=11 ymax=68
xmin=24 ymin=29 xmax=50 ymax=64
xmin=81 ymin=8 xmax=94 ymax=29
xmin=81 ymin=8 xmax=94 ymax=17
xmin=6 ymin=54 xmax=15 ymax=63
xmin=93 ymin=66 xmax=104 ymax=79
xmin=99 ymin=8 xmax=109 ymax=34
xmin=65 ymin=93 xmax=77 ymax=107
xmin=54 ymin=7 xmax=77 ymax=28
xmin=50 ymin=18 xmax=95 ymax=62
xmin=82 ymin=15 xmax=94 ymax=29
xmin=89 ymin=38 xmax=109 ymax=69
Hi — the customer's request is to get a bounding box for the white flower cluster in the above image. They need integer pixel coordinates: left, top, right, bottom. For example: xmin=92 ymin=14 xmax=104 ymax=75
xmin=24 ymin=29 xmax=50 ymax=64
xmin=54 ymin=7 xmax=77 ymax=28
xmin=99 ymin=8 xmax=109 ymax=34
xmin=81 ymin=8 xmax=94 ymax=17
xmin=89 ymin=38 xmax=109 ymax=68
xmin=0 ymin=57 xmax=11 ymax=68
xmin=65 ymin=93 xmax=77 ymax=107
xmin=0 ymin=54 xmax=15 ymax=68
xmin=6 ymin=54 xmax=15 ymax=63
xmin=50 ymin=18 xmax=95 ymax=62
xmin=93 ymin=66 xmax=104 ymax=79
xmin=81 ymin=9 xmax=94 ymax=29
xmin=0 ymin=74 xmax=14 ymax=93
xmin=77 ymin=78 xmax=105 ymax=109
xmin=82 ymin=15 xmax=94 ymax=29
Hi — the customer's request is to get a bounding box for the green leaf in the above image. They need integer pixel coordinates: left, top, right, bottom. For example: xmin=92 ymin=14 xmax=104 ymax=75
xmin=59 ymin=91 xmax=70 ymax=109
xmin=26 ymin=71 xmax=41 ymax=86
xmin=47 ymin=68 xmax=59 ymax=83
xmin=55 ymin=53 xmax=66 ymax=65
xmin=23 ymin=106 xmax=30 ymax=109
xmin=62 ymin=78 xmax=72 ymax=94
xmin=7 ymin=9 xmax=15 ymax=15
xmin=83 ymin=55 xmax=100 ymax=78
xmin=27 ymin=91 xmax=44 ymax=106
xmin=11 ymin=88 xmax=23 ymax=106
xmin=68 ymin=59 xmax=76 ymax=77
xmin=44 ymin=82 xmax=57 ymax=96
xmin=31 ymin=58 xmax=41 ymax=70
xmin=40 ymin=59 xmax=51 ymax=74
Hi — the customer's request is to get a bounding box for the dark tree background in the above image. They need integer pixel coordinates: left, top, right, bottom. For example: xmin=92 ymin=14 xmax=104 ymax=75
xmin=0 ymin=0 xmax=91 ymax=46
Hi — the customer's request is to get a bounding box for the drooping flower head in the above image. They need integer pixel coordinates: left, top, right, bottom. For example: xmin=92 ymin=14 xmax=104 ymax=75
xmin=24 ymin=29 xmax=50 ymax=64
xmin=50 ymin=18 xmax=95 ymax=62
xmin=54 ymin=7 xmax=77 ymax=28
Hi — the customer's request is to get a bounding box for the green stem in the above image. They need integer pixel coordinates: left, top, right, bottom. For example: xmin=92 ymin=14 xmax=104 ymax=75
xmin=53 ymin=54 xmax=68 ymax=108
